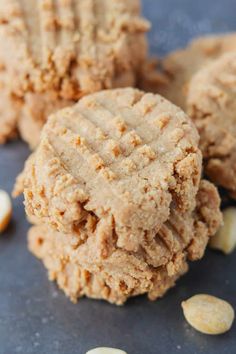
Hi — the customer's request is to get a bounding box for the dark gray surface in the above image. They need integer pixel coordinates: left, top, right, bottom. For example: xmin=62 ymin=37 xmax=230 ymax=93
xmin=0 ymin=1 xmax=236 ymax=353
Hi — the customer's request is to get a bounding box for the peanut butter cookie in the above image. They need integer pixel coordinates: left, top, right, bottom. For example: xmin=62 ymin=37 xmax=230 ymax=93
xmin=157 ymin=33 xmax=236 ymax=110
xmin=27 ymin=180 xmax=221 ymax=305
xmin=187 ymin=52 xmax=236 ymax=196
xmin=0 ymin=0 xmax=150 ymax=146
xmin=152 ymin=34 xmax=236 ymax=197
xmin=15 ymin=88 xmax=203 ymax=251
xmin=14 ymin=88 xmax=222 ymax=304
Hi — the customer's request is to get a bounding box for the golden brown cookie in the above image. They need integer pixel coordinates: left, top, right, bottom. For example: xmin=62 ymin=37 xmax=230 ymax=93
xmin=147 ymin=33 xmax=236 ymax=197
xmin=15 ymin=88 xmax=203 ymax=252
xmin=14 ymin=88 xmax=222 ymax=304
xmin=27 ymin=180 xmax=221 ymax=305
xmin=187 ymin=52 xmax=236 ymax=196
xmin=0 ymin=0 xmax=150 ymax=146
xmin=157 ymin=33 xmax=236 ymax=109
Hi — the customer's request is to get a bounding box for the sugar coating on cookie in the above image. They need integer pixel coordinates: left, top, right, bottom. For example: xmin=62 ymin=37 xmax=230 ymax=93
xmin=15 ymin=88 xmax=202 ymax=252
xmin=187 ymin=52 xmax=236 ymax=195
xmin=27 ymin=180 xmax=222 ymax=305
xmin=157 ymin=33 xmax=236 ymax=109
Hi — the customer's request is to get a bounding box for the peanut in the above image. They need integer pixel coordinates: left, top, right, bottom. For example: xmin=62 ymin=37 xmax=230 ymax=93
xmin=0 ymin=189 xmax=12 ymax=233
xmin=86 ymin=349 xmax=127 ymax=354
xmin=209 ymin=207 xmax=236 ymax=254
xmin=182 ymin=294 xmax=234 ymax=335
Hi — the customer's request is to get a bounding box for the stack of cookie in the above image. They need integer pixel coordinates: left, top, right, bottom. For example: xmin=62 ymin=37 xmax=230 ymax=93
xmin=14 ymin=88 xmax=222 ymax=304
xmin=0 ymin=0 xmax=149 ymax=148
xmin=156 ymin=33 xmax=236 ymax=198
xmin=4 ymin=0 xmax=225 ymax=305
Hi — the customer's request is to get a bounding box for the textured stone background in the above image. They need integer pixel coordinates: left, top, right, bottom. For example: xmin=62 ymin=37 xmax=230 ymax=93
xmin=0 ymin=1 xmax=236 ymax=353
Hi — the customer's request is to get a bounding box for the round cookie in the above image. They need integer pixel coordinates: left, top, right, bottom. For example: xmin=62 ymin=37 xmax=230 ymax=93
xmin=27 ymin=180 xmax=222 ymax=305
xmin=0 ymin=0 xmax=150 ymax=147
xmin=157 ymin=33 xmax=236 ymax=110
xmin=187 ymin=52 xmax=236 ymax=197
xmin=15 ymin=88 xmax=222 ymax=304
xmin=0 ymin=0 xmax=149 ymax=97
xmin=15 ymin=88 xmax=202 ymax=252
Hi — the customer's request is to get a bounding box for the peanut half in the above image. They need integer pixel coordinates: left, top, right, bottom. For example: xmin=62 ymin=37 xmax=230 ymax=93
xmin=86 ymin=348 xmax=127 ymax=354
xmin=209 ymin=207 xmax=236 ymax=254
xmin=182 ymin=294 xmax=235 ymax=335
xmin=0 ymin=189 xmax=12 ymax=233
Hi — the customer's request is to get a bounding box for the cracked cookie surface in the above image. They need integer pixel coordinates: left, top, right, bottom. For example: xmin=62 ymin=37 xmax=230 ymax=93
xmin=15 ymin=88 xmax=202 ymax=252
xmin=187 ymin=52 xmax=236 ymax=196
xmin=28 ymin=180 xmax=222 ymax=305
xmin=14 ymin=88 xmax=222 ymax=304
xmin=0 ymin=0 xmax=149 ymax=146
xmin=151 ymin=34 xmax=236 ymax=197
